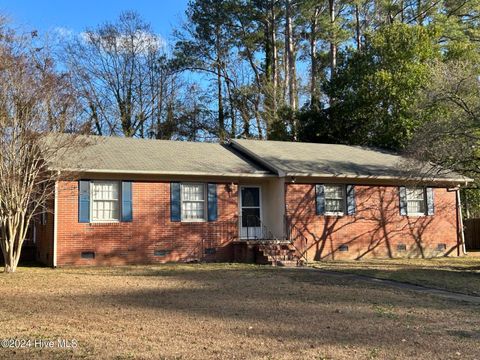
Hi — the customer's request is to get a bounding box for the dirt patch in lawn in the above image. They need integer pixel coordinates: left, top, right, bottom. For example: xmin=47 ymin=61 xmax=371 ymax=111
xmin=0 ymin=263 xmax=479 ymax=359
xmin=313 ymin=256 xmax=480 ymax=296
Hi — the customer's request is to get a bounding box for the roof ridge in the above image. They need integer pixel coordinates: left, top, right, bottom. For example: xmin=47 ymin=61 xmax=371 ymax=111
xmin=234 ymin=138 xmax=400 ymax=155
xmin=72 ymin=133 xmax=223 ymax=146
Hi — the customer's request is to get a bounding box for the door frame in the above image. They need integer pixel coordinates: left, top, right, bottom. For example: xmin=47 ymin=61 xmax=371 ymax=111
xmin=239 ymin=185 xmax=263 ymax=239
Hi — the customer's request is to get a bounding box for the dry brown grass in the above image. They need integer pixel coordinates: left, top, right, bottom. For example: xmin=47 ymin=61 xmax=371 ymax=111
xmin=0 ymin=263 xmax=479 ymax=359
xmin=313 ymin=256 xmax=480 ymax=296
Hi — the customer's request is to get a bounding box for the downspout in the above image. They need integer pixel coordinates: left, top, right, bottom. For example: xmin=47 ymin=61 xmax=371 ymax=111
xmin=283 ymin=177 xmax=288 ymax=240
xmin=53 ymin=180 xmax=58 ymax=268
xmin=456 ymin=189 xmax=466 ymax=255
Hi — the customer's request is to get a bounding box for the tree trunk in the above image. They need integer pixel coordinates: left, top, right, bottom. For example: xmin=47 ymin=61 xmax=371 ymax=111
xmin=271 ymin=0 xmax=278 ymax=114
xmin=264 ymin=4 xmax=275 ymax=126
xmin=329 ymin=0 xmax=337 ymax=79
xmin=285 ymin=0 xmax=297 ymax=111
xmin=215 ymin=22 xmax=226 ymax=142
xmin=240 ymin=107 xmax=251 ymax=138
xmin=310 ymin=7 xmax=320 ymax=106
xmin=355 ymin=3 xmax=362 ymax=51
xmin=254 ymin=99 xmax=263 ymax=139
xmin=225 ymin=75 xmax=236 ymax=138
xmin=217 ymin=62 xmax=225 ymax=141
xmin=2 ymin=217 xmax=26 ymax=273
xmin=89 ymin=102 xmax=103 ymax=135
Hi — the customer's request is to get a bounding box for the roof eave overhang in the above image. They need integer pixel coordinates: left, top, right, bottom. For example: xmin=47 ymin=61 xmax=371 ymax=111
xmin=53 ymin=168 xmax=275 ymax=178
xmin=284 ymin=172 xmax=473 ymax=186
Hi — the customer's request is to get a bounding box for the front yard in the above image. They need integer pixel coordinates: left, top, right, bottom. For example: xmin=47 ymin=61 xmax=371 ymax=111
xmin=1 ymin=263 xmax=479 ymax=359
xmin=313 ymin=255 xmax=480 ymax=296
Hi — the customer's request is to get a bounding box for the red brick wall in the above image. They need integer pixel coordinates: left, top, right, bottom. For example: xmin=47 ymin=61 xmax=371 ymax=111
xmin=286 ymin=184 xmax=461 ymax=260
xmin=54 ymin=181 xmax=238 ymax=266
xmin=35 ymin=180 xmax=462 ymax=266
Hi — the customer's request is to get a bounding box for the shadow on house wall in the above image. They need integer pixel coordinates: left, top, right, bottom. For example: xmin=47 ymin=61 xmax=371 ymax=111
xmin=286 ymin=184 xmax=459 ymax=261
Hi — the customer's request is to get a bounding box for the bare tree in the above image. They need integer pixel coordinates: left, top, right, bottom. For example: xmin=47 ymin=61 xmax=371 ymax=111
xmin=0 ymin=27 xmax=83 ymax=273
xmin=63 ymin=11 xmax=177 ymax=138
xmin=407 ymin=60 xmax=480 ymax=178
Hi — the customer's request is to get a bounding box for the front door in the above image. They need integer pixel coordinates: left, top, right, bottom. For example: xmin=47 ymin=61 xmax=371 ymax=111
xmin=240 ymin=186 xmax=262 ymax=239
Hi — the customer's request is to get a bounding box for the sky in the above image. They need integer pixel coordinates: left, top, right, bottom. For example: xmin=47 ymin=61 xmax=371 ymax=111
xmin=0 ymin=0 xmax=189 ymax=40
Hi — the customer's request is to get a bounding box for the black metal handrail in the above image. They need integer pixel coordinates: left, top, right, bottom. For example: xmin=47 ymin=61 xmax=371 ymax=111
xmin=285 ymin=216 xmax=309 ymax=265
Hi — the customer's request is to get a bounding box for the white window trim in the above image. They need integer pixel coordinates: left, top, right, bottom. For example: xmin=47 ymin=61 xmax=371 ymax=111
xmin=324 ymin=184 xmax=346 ymax=216
xmin=324 ymin=211 xmax=345 ymax=216
xmin=406 ymin=187 xmax=427 ymax=217
xmin=180 ymin=183 xmax=207 ymax=222
xmin=90 ymin=181 xmax=121 ymax=223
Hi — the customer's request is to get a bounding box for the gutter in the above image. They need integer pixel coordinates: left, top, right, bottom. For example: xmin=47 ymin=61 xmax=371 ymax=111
xmin=51 ymin=168 xmax=275 ymax=178
xmin=53 ymin=180 xmax=58 ymax=268
xmin=284 ymin=172 xmax=471 ymax=185
xmin=456 ymin=189 xmax=467 ymax=255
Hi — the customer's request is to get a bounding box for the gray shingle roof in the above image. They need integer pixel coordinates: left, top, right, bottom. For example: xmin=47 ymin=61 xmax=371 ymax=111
xmin=47 ymin=134 xmax=471 ymax=183
xmin=231 ymin=139 xmax=471 ymax=183
xmin=49 ymin=135 xmax=271 ymax=177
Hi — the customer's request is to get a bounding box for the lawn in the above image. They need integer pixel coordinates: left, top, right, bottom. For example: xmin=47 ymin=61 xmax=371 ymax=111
xmin=0 ymin=264 xmax=479 ymax=360
xmin=312 ymin=255 xmax=480 ymax=296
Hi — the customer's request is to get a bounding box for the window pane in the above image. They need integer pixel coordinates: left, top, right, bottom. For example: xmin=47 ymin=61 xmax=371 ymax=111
xmin=407 ymin=200 xmax=425 ymax=214
xmin=241 ymin=188 xmax=260 ymax=207
xmin=325 ymin=185 xmax=343 ymax=198
xmin=325 ymin=199 xmax=343 ymax=212
xmin=406 ymin=187 xmax=425 ymax=214
xmin=242 ymin=208 xmax=261 ymax=227
xmin=91 ymin=181 xmax=120 ymax=221
xmin=93 ymin=182 xmax=119 ymax=201
xmin=324 ymin=185 xmax=344 ymax=212
xmin=182 ymin=201 xmax=204 ymax=220
xmin=407 ymin=187 xmax=424 ymax=201
xmin=182 ymin=184 xmax=204 ymax=201
xmin=181 ymin=184 xmax=205 ymax=220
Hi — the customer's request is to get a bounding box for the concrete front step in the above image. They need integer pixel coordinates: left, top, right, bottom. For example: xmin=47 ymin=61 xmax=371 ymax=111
xmin=271 ymin=259 xmax=300 ymax=267
xmin=258 ymin=245 xmax=292 ymax=251
xmin=256 ymin=241 xmax=303 ymax=267
xmin=262 ymin=249 xmax=295 ymax=256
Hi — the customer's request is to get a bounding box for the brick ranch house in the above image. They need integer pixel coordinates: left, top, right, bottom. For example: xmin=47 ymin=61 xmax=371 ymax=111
xmin=31 ymin=136 xmax=471 ymax=267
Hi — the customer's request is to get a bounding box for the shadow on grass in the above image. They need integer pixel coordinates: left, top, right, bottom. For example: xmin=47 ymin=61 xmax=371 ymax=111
xmin=3 ymin=264 xmax=480 ymax=355
xmin=323 ymin=266 xmax=480 ymax=296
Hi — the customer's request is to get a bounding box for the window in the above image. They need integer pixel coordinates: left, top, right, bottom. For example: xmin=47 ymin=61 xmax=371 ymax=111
xmin=181 ymin=183 xmax=206 ymax=221
xmin=324 ymin=185 xmax=345 ymax=214
xmin=154 ymin=249 xmax=171 ymax=257
xmin=81 ymin=251 xmax=95 ymax=259
xmin=406 ymin=187 xmax=426 ymax=215
xmin=339 ymin=244 xmax=349 ymax=252
xmin=91 ymin=181 xmax=120 ymax=222
xmin=397 ymin=244 xmax=407 ymax=251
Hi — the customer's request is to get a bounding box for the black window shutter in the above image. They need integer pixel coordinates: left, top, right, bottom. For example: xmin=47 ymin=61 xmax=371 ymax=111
xmin=399 ymin=186 xmax=407 ymax=216
xmin=346 ymin=185 xmax=356 ymax=215
xmin=426 ymin=187 xmax=435 ymax=215
xmin=121 ymin=181 xmax=133 ymax=222
xmin=207 ymin=183 xmax=218 ymax=221
xmin=315 ymin=184 xmax=325 ymax=215
xmin=170 ymin=182 xmax=181 ymax=222
xmin=78 ymin=180 xmax=90 ymax=223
